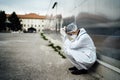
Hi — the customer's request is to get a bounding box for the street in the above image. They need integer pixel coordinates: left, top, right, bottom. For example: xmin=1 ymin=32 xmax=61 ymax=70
xmin=0 ymin=33 xmax=100 ymax=80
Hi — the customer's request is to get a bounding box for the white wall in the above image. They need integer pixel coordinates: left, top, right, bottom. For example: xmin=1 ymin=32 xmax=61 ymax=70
xmin=21 ymin=19 xmax=47 ymax=32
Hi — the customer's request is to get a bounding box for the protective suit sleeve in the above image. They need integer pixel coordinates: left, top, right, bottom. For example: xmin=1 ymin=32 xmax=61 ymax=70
xmin=63 ymin=38 xmax=71 ymax=54
xmin=60 ymin=27 xmax=67 ymax=41
xmin=70 ymin=34 xmax=88 ymax=49
xmin=60 ymin=27 xmax=66 ymax=37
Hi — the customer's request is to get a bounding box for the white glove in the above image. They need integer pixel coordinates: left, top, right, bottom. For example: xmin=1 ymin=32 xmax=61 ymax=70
xmin=60 ymin=26 xmax=66 ymax=37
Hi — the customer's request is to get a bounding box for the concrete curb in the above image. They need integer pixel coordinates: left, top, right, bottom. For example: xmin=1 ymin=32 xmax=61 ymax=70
xmin=46 ymin=35 xmax=62 ymax=46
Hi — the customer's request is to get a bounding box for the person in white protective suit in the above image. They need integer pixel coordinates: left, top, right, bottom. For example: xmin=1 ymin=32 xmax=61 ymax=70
xmin=60 ymin=23 xmax=96 ymax=75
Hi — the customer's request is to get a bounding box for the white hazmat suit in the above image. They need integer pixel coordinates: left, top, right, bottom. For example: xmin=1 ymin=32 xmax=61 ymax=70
xmin=61 ymin=27 xmax=96 ymax=70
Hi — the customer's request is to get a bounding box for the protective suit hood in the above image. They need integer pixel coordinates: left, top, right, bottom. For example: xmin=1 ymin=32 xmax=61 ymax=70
xmin=77 ymin=28 xmax=87 ymax=39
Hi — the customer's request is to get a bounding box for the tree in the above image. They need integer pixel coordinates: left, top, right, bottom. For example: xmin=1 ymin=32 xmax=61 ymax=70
xmin=0 ymin=11 xmax=6 ymax=31
xmin=8 ymin=12 xmax=22 ymax=31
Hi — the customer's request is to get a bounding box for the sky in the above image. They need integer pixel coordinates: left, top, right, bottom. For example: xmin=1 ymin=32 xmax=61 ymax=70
xmin=0 ymin=0 xmax=120 ymax=20
xmin=0 ymin=0 xmax=51 ymax=15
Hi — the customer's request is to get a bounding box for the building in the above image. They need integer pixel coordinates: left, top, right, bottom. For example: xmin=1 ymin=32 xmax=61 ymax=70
xmin=18 ymin=13 xmax=47 ymax=32
xmin=6 ymin=13 xmax=63 ymax=32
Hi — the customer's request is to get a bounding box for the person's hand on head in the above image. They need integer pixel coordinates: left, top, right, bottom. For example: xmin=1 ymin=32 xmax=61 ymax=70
xmin=60 ymin=26 xmax=67 ymax=37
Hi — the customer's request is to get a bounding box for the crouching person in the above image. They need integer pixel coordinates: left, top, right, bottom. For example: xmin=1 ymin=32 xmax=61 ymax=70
xmin=60 ymin=23 xmax=96 ymax=75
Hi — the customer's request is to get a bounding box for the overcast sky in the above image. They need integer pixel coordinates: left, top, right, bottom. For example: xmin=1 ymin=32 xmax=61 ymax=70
xmin=0 ymin=0 xmax=120 ymax=19
xmin=0 ymin=0 xmax=73 ymax=16
xmin=0 ymin=0 xmax=52 ymax=15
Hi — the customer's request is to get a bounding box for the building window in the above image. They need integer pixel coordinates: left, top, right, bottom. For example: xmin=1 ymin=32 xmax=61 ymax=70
xmin=28 ymin=24 xmax=29 ymax=27
xmin=42 ymin=25 xmax=44 ymax=27
xmin=42 ymin=20 xmax=44 ymax=22
xmin=24 ymin=24 xmax=26 ymax=27
xmin=39 ymin=25 xmax=40 ymax=27
xmin=35 ymin=25 xmax=37 ymax=27
xmin=31 ymin=24 xmax=33 ymax=27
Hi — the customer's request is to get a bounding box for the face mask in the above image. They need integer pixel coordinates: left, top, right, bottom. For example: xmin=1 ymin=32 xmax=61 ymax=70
xmin=71 ymin=35 xmax=77 ymax=40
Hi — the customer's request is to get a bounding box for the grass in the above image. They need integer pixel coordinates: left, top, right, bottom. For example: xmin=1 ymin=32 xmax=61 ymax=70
xmin=41 ymin=33 xmax=48 ymax=40
xmin=55 ymin=46 xmax=61 ymax=50
xmin=48 ymin=43 xmax=66 ymax=59
xmin=40 ymin=33 xmax=66 ymax=59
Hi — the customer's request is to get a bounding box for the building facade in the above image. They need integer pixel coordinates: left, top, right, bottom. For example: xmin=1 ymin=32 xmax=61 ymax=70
xmin=18 ymin=13 xmax=47 ymax=32
xmin=7 ymin=13 xmax=63 ymax=32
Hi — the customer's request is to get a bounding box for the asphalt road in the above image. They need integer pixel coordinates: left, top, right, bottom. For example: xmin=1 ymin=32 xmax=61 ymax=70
xmin=0 ymin=33 xmax=100 ymax=80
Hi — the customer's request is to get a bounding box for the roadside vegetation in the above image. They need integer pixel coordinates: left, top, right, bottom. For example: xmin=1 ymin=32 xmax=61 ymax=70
xmin=40 ymin=33 xmax=66 ymax=59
